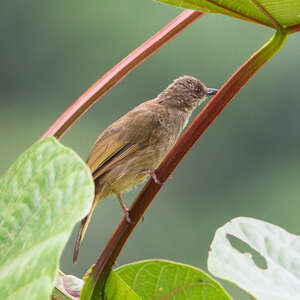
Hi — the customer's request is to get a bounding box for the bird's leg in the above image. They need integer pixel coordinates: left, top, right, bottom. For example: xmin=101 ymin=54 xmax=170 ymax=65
xmin=116 ymin=193 xmax=133 ymax=224
xmin=142 ymin=169 xmax=163 ymax=185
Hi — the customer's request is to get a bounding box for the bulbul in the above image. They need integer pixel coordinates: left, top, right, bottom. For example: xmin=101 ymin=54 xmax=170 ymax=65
xmin=73 ymin=76 xmax=218 ymax=263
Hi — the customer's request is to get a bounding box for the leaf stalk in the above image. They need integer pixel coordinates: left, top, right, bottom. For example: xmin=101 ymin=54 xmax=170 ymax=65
xmin=85 ymin=28 xmax=287 ymax=299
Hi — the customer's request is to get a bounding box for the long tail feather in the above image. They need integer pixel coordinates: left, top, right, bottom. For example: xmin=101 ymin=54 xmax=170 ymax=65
xmin=73 ymin=200 xmax=97 ymax=264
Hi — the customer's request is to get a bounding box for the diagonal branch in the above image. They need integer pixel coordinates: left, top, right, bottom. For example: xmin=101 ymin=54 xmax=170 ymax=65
xmin=82 ymin=29 xmax=288 ymax=299
xmin=41 ymin=9 xmax=203 ymax=139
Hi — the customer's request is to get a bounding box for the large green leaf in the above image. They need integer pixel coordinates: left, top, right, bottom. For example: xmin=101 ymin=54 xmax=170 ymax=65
xmin=0 ymin=137 xmax=94 ymax=300
xmin=208 ymin=217 xmax=300 ymax=300
xmin=104 ymin=270 xmax=142 ymax=300
xmin=80 ymin=269 xmax=141 ymax=300
xmin=116 ymin=259 xmax=232 ymax=299
xmin=155 ymin=0 xmax=300 ymax=29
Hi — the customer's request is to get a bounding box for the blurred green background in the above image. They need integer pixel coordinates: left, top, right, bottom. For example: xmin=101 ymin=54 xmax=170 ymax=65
xmin=2 ymin=1 xmax=300 ymax=299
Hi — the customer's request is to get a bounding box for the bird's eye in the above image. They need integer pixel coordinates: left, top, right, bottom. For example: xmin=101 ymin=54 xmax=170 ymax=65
xmin=194 ymin=86 xmax=201 ymax=93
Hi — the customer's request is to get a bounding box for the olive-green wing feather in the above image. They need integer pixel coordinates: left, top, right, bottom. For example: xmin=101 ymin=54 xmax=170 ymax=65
xmin=87 ymin=101 xmax=160 ymax=179
xmin=74 ymin=101 xmax=162 ymax=263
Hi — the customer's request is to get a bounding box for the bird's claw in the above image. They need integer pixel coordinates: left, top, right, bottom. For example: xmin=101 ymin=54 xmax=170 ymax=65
xmin=125 ymin=209 xmax=134 ymax=224
xmin=142 ymin=169 xmax=163 ymax=185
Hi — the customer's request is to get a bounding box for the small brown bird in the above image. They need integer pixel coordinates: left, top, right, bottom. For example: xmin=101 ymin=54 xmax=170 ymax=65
xmin=73 ymin=76 xmax=217 ymax=263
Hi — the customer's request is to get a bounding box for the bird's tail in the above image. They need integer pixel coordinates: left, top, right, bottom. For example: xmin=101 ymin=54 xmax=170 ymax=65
xmin=73 ymin=200 xmax=97 ymax=264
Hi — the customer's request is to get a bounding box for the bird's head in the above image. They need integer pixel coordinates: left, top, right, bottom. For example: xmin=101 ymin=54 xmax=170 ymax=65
xmin=158 ymin=75 xmax=218 ymax=111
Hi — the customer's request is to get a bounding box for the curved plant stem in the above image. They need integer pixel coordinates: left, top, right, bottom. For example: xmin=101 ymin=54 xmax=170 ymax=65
xmin=41 ymin=9 xmax=203 ymax=139
xmin=287 ymin=24 xmax=300 ymax=34
xmin=82 ymin=29 xmax=288 ymax=299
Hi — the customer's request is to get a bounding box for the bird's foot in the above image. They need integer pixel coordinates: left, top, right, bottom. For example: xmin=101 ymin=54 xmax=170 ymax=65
xmin=142 ymin=169 xmax=163 ymax=185
xmin=117 ymin=193 xmax=134 ymax=224
xmin=124 ymin=209 xmax=134 ymax=224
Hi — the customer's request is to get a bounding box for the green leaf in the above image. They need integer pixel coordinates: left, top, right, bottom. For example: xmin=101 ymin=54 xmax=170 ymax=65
xmin=208 ymin=217 xmax=300 ymax=300
xmin=104 ymin=270 xmax=142 ymax=300
xmin=0 ymin=137 xmax=94 ymax=300
xmin=79 ymin=269 xmax=141 ymax=300
xmin=116 ymin=259 xmax=232 ymax=299
xmin=155 ymin=0 xmax=300 ymax=29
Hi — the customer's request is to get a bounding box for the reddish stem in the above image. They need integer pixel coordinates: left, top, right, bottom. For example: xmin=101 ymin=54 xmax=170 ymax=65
xmin=83 ymin=29 xmax=287 ymax=299
xmin=287 ymin=23 xmax=300 ymax=34
xmin=41 ymin=9 xmax=203 ymax=139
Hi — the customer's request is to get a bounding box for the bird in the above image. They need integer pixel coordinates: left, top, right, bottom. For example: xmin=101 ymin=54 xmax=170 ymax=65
xmin=73 ymin=75 xmax=218 ymax=263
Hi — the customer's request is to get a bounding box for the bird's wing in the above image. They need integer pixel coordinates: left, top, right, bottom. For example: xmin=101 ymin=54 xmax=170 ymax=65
xmin=87 ymin=101 xmax=160 ymax=180
xmin=74 ymin=102 xmax=161 ymax=263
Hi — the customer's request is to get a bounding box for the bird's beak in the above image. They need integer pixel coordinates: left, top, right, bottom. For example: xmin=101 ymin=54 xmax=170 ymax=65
xmin=207 ymin=88 xmax=218 ymax=96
